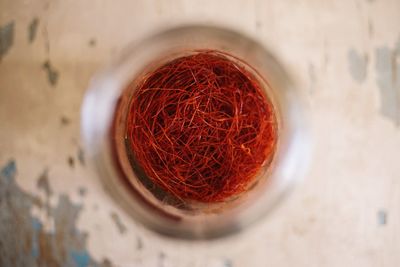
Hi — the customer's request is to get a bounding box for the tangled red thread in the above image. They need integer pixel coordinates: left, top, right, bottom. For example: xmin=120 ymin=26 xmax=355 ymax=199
xmin=126 ymin=50 xmax=277 ymax=203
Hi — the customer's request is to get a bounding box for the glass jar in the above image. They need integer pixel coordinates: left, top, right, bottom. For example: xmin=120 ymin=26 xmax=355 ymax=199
xmin=81 ymin=25 xmax=310 ymax=239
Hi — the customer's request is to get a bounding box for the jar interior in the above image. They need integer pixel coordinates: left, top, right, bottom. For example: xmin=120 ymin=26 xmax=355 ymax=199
xmin=114 ymin=49 xmax=280 ymax=218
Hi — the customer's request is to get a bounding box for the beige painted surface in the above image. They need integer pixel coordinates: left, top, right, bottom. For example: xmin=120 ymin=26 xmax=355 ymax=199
xmin=0 ymin=0 xmax=399 ymax=266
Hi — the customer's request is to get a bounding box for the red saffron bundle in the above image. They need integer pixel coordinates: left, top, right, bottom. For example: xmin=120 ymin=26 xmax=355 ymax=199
xmin=126 ymin=50 xmax=277 ymax=203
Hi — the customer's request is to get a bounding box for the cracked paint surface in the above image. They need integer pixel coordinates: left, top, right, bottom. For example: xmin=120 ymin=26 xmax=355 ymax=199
xmin=28 ymin=18 xmax=39 ymax=43
xmin=0 ymin=160 xmax=113 ymax=267
xmin=348 ymin=49 xmax=368 ymax=83
xmin=0 ymin=21 xmax=14 ymax=61
xmin=42 ymin=60 xmax=59 ymax=87
xmin=375 ymin=41 xmax=400 ymax=126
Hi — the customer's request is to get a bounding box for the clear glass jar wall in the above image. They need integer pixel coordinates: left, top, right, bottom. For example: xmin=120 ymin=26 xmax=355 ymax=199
xmin=81 ymin=25 xmax=310 ymax=239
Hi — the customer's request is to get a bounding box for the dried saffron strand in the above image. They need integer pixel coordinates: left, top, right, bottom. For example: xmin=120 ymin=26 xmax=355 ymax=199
xmin=126 ymin=50 xmax=277 ymax=203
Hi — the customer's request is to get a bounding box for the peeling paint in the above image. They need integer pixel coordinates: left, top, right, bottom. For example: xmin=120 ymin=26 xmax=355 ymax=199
xmin=37 ymin=168 xmax=52 ymax=196
xmin=31 ymin=218 xmax=42 ymax=258
xmin=377 ymin=209 xmax=387 ymax=226
xmin=224 ymin=259 xmax=233 ymax=267
xmin=348 ymin=49 xmax=368 ymax=83
xmin=368 ymin=17 xmax=374 ymax=38
xmin=0 ymin=158 xmax=16 ymax=180
xmin=28 ymin=18 xmax=39 ymax=43
xmin=70 ymin=250 xmax=90 ymax=267
xmin=78 ymin=148 xmax=85 ymax=166
xmin=60 ymin=116 xmax=71 ymax=125
xmin=78 ymin=187 xmax=87 ymax=197
xmin=110 ymin=212 xmax=127 ymax=234
xmin=375 ymin=41 xmax=400 ymax=126
xmin=0 ymin=160 xmax=114 ymax=267
xmin=0 ymin=159 xmax=41 ymax=266
xmin=68 ymin=156 xmax=75 ymax=168
xmin=0 ymin=21 xmax=14 ymax=61
xmin=37 ymin=168 xmax=52 ymax=215
xmin=158 ymin=252 xmax=165 ymax=267
xmin=42 ymin=60 xmax=59 ymax=86
xmin=100 ymin=258 xmax=113 ymax=267
xmin=89 ymin=38 xmax=97 ymax=47
xmin=136 ymin=236 xmax=143 ymax=250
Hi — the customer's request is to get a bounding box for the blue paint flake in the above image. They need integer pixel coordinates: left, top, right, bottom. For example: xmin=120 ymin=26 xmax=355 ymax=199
xmin=31 ymin=217 xmax=42 ymax=231
xmin=347 ymin=49 xmax=367 ymax=83
xmin=1 ymin=159 xmax=16 ymax=183
xmin=70 ymin=250 xmax=90 ymax=267
xmin=31 ymin=218 xmax=42 ymax=258
xmin=0 ymin=21 xmax=15 ymax=60
xmin=377 ymin=209 xmax=388 ymax=226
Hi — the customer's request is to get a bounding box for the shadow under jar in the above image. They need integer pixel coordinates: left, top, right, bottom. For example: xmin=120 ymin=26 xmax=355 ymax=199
xmin=81 ymin=25 xmax=310 ymax=240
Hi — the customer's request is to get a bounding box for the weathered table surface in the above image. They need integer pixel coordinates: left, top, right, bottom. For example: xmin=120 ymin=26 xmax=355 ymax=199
xmin=1 ymin=0 xmax=399 ymax=266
